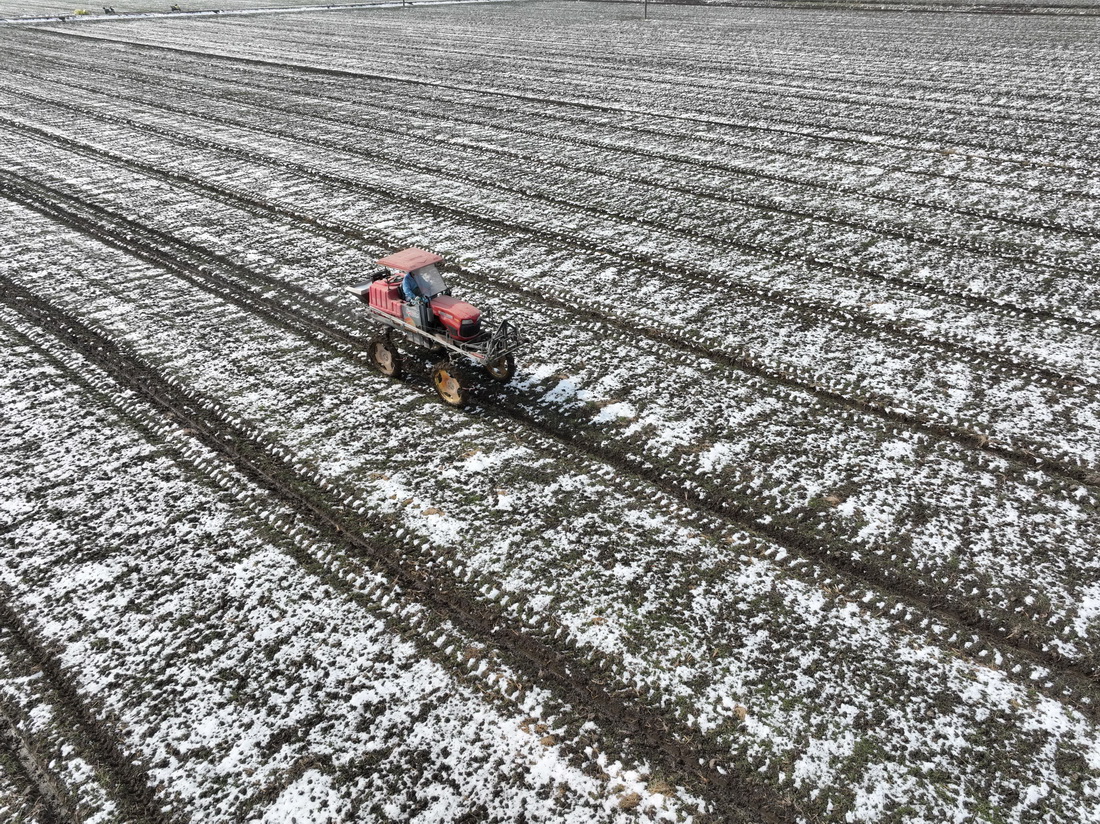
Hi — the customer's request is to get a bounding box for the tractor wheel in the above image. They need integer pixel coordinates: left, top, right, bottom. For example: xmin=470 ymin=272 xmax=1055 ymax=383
xmin=369 ymin=336 xmax=402 ymax=378
xmin=485 ymin=353 xmax=516 ymax=384
xmin=431 ymin=362 xmax=468 ymax=408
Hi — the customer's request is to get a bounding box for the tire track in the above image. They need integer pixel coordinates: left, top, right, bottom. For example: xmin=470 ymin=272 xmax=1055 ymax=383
xmin=0 ymin=593 xmax=176 ymax=824
xmin=3 ymin=170 xmax=1099 ymax=723
xmin=158 ymin=19 xmax=1100 ymax=166
xmin=9 ymin=72 xmax=1099 ymax=333
xmin=196 ymin=55 xmax=1100 ymax=227
xmin=0 ymin=273 xmax=791 ymax=824
xmin=29 ymin=26 xmax=1100 ymax=185
xmin=0 ymin=700 xmax=71 ymax=824
xmin=0 ymin=306 xmax=709 ymax=824
xmin=8 ymin=95 xmax=1100 ymax=484
xmin=5 ymin=104 xmax=1098 ymax=407
xmin=326 ymin=30 xmax=1100 ymax=162
xmin=3 ymin=139 xmax=1097 ymax=490
xmin=374 ymin=23 xmax=1100 ymax=122
xmin=13 ymin=31 xmax=1100 ymax=236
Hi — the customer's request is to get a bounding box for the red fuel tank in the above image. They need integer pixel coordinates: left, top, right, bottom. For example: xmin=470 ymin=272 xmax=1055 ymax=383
xmin=369 ymin=279 xmax=403 ymax=317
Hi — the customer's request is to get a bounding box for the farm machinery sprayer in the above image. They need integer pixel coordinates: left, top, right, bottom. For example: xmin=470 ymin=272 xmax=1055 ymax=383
xmin=347 ymin=248 xmax=522 ymax=407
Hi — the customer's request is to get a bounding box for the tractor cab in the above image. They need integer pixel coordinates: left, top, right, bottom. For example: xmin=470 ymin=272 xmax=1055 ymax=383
xmin=403 ymin=262 xmax=447 ymax=300
xmin=376 ymin=249 xmax=447 ymax=298
xmin=357 ymin=248 xmax=482 ymax=342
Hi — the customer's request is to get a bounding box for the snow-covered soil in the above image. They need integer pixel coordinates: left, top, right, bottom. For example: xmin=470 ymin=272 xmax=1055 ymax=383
xmin=2 ymin=2 xmax=1100 ymax=822
xmin=0 ymin=0 xmax=443 ymax=23
xmin=3 ymin=0 xmax=1098 ymax=24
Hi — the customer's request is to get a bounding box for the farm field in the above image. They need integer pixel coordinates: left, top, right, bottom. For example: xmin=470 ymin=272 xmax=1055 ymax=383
xmin=0 ymin=0 xmax=410 ymax=23
xmin=1 ymin=1 xmax=1099 ymax=821
xmin=4 ymin=0 xmax=1100 ymax=23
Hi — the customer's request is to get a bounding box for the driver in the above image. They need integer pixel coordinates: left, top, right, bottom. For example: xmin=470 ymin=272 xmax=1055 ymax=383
xmin=400 ymin=271 xmax=423 ymax=303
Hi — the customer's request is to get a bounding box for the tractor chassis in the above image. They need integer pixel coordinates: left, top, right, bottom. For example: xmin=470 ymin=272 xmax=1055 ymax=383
xmin=364 ymin=305 xmax=518 ymax=365
xmin=363 ymin=305 xmax=520 ymax=406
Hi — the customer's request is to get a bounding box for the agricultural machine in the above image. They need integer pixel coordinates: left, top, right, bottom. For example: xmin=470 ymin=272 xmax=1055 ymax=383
xmin=346 ymin=248 xmax=521 ymax=407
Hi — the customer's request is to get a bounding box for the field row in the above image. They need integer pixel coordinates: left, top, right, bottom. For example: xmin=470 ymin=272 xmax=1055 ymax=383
xmin=11 ymin=51 xmax=1100 ymax=308
xmin=5 ymin=170 xmax=1100 ymax=819
xmin=5 ymin=4 xmax=1100 ymax=821
xmin=0 ymin=293 xmax=689 ymax=823
xmin=6 ymin=66 xmax=1100 ymax=446
xmin=6 ymin=101 xmax=1100 ymax=676
xmin=43 ymin=22 xmax=1100 ymax=209
xmin=238 ymin=13 xmax=1100 ymax=163
xmin=15 ymin=24 xmax=1100 ymax=324
xmin=4 ymin=69 xmax=1100 ymax=453
xmin=61 ymin=10 xmax=1100 ymax=169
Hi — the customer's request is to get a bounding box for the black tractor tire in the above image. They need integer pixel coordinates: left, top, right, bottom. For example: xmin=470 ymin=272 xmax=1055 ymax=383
xmin=485 ymin=353 xmax=516 ymax=384
xmin=369 ymin=336 xmax=403 ymax=378
xmin=431 ymin=362 xmax=468 ymax=408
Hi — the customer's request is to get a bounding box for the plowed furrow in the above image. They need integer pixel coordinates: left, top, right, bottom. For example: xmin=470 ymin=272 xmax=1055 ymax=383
xmin=126 ymin=20 xmax=1100 ymax=166
xmin=0 ymin=305 xmax=705 ymax=822
xmin=2 ymin=138 xmax=1096 ymax=489
xmin=5 ymin=106 xmax=1096 ymax=406
xmin=305 ymin=17 xmax=1100 ymax=111
xmin=303 ymin=34 xmax=1100 ymax=161
xmin=0 ymin=704 xmax=71 ymax=824
xmin=14 ymin=29 xmax=1100 ymax=231
xmin=30 ymin=27 xmax=1100 ymax=200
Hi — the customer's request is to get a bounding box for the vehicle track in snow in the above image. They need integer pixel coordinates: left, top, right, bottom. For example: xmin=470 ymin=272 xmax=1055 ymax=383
xmin=24 ymin=26 xmax=1100 ymax=211
xmin=82 ymin=16 xmax=1100 ymax=170
xmin=8 ymin=32 xmax=1100 ymax=325
xmin=311 ymin=32 xmax=1100 ymax=164
xmin=3 ymin=168 xmax=1099 ymax=726
xmin=5 ymin=96 xmax=1100 ymax=475
xmin=0 ymin=592 xmax=175 ymax=824
xmin=252 ymin=3 xmax=1099 ymax=105
xmin=10 ymin=32 xmax=1094 ymax=244
xmin=0 ymin=301 xmax=718 ymax=823
xmin=8 ymin=66 xmax=1100 ymax=339
xmin=6 ymin=10 xmax=1100 ymax=822
xmin=0 ymin=698 xmax=71 ymax=824
xmin=235 ymin=66 xmax=1100 ymax=235
xmin=0 ymin=273 xmax=790 ymax=824
xmin=4 ymin=95 xmax=1098 ymax=392
xmin=368 ymin=23 xmax=1100 ymax=124
xmin=4 ymin=110 xmax=1100 ymax=482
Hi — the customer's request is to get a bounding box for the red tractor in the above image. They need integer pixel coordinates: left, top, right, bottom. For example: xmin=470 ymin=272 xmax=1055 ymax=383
xmin=347 ymin=248 xmax=521 ymax=407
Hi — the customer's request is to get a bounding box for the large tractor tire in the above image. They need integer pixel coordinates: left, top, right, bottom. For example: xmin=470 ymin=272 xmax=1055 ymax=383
xmin=369 ymin=336 xmax=403 ymax=378
xmin=432 ymin=362 xmax=468 ymax=408
xmin=485 ymin=353 xmax=516 ymax=384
